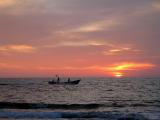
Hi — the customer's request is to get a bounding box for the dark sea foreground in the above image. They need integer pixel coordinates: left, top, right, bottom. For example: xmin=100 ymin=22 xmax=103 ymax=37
xmin=0 ymin=77 xmax=160 ymax=120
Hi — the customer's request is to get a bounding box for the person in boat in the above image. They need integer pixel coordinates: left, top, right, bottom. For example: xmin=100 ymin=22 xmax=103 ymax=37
xmin=55 ymin=74 xmax=60 ymax=83
xmin=68 ymin=78 xmax=70 ymax=83
xmin=57 ymin=76 xmax=60 ymax=83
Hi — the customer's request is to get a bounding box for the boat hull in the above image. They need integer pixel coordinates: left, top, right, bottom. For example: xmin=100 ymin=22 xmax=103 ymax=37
xmin=48 ymin=80 xmax=80 ymax=85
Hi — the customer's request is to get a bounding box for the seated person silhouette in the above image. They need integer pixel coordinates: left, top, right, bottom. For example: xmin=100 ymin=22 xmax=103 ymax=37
xmin=68 ymin=78 xmax=70 ymax=83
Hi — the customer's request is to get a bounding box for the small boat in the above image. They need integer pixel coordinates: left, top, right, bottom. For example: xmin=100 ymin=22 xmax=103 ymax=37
xmin=48 ymin=79 xmax=81 ymax=85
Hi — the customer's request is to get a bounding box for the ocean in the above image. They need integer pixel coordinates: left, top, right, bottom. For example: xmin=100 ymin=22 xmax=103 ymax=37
xmin=0 ymin=77 xmax=159 ymax=120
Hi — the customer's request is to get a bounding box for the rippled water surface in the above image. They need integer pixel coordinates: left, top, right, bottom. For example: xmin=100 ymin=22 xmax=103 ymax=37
xmin=0 ymin=77 xmax=160 ymax=119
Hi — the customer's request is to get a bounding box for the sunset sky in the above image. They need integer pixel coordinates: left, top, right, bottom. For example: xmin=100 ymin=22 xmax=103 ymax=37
xmin=0 ymin=0 xmax=160 ymax=77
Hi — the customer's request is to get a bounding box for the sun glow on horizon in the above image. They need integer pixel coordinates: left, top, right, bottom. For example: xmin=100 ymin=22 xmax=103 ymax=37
xmin=114 ymin=72 xmax=123 ymax=78
xmin=106 ymin=62 xmax=155 ymax=77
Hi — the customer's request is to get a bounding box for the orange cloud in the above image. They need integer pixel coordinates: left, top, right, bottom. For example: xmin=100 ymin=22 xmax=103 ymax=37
xmin=45 ymin=40 xmax=108 ymax=47
xmin=72 ymin=19 xmax=120 ymax=33
xmin=0 ymin=44 xmax=36 ymax=53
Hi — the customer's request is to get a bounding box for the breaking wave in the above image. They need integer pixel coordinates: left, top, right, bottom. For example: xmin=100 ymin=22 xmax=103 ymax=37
xmin=0 ymin=111 xmax=153 ymax=119
xmin=0 ymin=102 xmax=101 ymax=110
xmin=0 ymin=101 xmax=160 ymax=110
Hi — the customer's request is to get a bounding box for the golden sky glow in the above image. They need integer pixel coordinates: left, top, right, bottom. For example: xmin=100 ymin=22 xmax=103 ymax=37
xmin=108 ymin=62 xmax=155 ymax=71
xmin=0 ymin=0 xmax=159 ymax=77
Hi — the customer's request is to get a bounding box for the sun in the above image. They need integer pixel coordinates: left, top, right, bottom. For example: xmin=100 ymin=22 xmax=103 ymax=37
xmin=115 ymin=74 xmax=122 ymax=78
xmin=114 ymin=72 xmax=123 ymax=78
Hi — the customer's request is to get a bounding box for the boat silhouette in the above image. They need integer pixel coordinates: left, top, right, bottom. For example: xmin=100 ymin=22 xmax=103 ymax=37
xmin=48 ymin=79 xmax=81 ymax=85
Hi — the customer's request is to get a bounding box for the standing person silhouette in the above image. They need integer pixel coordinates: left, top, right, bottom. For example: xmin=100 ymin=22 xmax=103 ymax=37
xmin=57 ymin=76 xmax=60 ymax=83
xmin=56 ymin=75 xmax=60 ymax=83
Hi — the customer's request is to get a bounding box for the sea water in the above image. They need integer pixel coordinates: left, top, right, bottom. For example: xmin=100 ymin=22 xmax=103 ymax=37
xmin=0 ymin=77 xmax=159 ymax=120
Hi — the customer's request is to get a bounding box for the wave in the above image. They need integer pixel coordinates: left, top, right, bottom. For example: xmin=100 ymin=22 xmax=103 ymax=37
xmin=0 ymin=111 xmax=152 ymax=119
xmin=0 ymin=83 xmax=37 ymax=86
xmin=0 ymin=101 xmax=160 ymax=110
xmin=0 ymin=102 xmax=102 ymax=110
xmin=0 ymin=84 xmax=8 ymax=86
